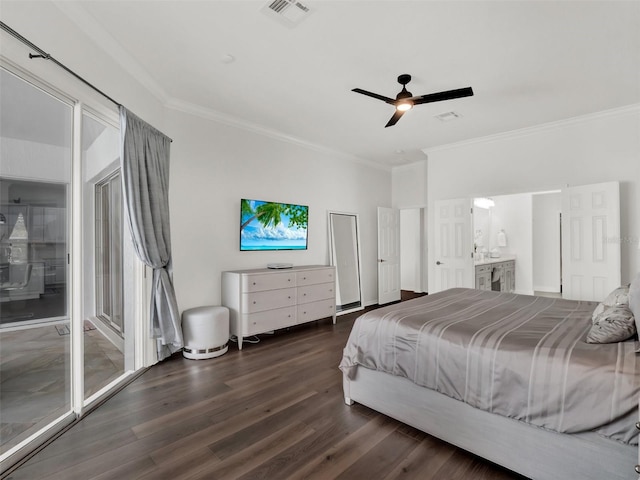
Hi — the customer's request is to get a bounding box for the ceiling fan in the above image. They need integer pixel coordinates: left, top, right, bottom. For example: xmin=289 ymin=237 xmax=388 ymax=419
xmin=352 ymin=74 xmax=473 ymax=127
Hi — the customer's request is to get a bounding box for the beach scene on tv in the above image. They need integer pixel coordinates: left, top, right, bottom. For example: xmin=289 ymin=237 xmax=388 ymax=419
xmin=240 ymin=199 xmax=309 ymax=251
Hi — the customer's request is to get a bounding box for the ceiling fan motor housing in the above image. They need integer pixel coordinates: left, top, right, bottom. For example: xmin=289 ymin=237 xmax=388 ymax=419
xmin=398 ymin=74 xmax=412 ymax=85
xmin=396 ymin=74 xmax=413 ymax=100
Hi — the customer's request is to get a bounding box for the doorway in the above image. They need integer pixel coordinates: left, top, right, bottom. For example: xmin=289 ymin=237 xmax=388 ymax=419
xmin=400 ymin=208 xmax=427 ymax=293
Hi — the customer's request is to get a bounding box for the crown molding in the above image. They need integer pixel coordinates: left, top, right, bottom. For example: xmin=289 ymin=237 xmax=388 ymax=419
xmin=423 ymin=103 xmax=640 ymax=155
xmin=165 ymin=97 xmax=391 ymax=172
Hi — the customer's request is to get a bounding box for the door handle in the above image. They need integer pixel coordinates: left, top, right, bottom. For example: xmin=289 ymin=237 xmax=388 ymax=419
xmin=378 ymin=259 xmax=386 ymax=263
xmin=436 ymin=261 xmax=444 ymax=265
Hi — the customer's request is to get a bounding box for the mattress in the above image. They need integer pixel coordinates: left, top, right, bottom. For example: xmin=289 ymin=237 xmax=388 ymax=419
xmin=339 ymin=288 xmax=640 ymax=445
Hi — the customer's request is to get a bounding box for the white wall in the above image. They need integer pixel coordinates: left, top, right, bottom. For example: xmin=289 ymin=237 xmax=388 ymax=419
xmin=425 ymin=107 xmax=640 ymax=293
xmin=392 ymin=160 xmax=427 ymax=208
xmin=166 ymin=109 xmax=391 ymax=311
xmin=532 ymin=192 xmax=562 ymax=292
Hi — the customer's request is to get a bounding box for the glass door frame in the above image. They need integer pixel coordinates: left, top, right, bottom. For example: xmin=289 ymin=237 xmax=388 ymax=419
xmin=0 ymin=58 xmax=151 ymax=475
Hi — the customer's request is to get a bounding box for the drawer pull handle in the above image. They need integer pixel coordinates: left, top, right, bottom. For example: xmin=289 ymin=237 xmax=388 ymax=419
xmin=253 ymin=282 xmax=256 ymax=285
xmin=253 ymin=301 xmax=256 ymax=304
xmin=303 ymin=293 xmax=307 ymax=296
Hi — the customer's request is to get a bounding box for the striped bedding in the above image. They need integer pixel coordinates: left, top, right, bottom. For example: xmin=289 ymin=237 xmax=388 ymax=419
xmin=339 ymin=288 xmax=640 ymax=445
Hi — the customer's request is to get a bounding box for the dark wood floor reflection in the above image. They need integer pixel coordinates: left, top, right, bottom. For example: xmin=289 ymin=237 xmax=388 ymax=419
xmin=0 ymin=319 xmax=124 ymax=457
xmin=7 ymin=292 xmax=525 ymax=480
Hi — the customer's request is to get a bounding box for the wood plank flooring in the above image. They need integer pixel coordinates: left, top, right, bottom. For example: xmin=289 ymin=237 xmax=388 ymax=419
xmin=5 ymin=294 xmax=527 ymax=480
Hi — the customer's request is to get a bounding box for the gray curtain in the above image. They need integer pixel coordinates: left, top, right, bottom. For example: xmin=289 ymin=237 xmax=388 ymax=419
xmin=120 ymin=106 xmax=182 ymax=361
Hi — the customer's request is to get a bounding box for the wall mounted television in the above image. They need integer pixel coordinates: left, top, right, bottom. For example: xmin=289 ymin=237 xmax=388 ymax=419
xmin=240 ymin=198 xmax=309 ymax=251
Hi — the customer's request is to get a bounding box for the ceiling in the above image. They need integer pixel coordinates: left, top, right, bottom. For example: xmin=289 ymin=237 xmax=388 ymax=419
xmin=16 ymin=1 xmax=640 ymax=166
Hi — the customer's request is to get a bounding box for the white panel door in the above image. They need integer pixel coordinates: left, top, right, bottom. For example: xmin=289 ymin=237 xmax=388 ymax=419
xmin=434 ymin=198 xmax=473 ymax=293
xmin=561 ymin=181 xmax=620 ymax=301
xmin=377 ymin=207 xmax=401 ymax=305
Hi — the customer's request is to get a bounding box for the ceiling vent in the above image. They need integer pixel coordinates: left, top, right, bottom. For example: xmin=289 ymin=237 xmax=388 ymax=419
xmin=262 ymin=0 xmax=312 ymax=27
xmin=434 ymin=111 xmax=462 ymax=122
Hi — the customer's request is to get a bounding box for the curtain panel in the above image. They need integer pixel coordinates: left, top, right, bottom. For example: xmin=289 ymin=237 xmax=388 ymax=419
xmin=120 ymin=106 xmax=182 ymax=361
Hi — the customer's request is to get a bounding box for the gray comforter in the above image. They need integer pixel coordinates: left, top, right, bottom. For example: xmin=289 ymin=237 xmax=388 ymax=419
xmin=339 ymin=288 xmax=639 ymax=445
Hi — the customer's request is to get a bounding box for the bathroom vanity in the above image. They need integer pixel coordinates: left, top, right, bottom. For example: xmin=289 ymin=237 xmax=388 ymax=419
xmin=474 ymin=255 xmax=515 ymax=293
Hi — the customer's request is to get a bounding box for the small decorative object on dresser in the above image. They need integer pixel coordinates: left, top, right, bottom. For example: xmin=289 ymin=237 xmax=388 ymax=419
xmin=221 ymin=265 xmax=336 ymax=349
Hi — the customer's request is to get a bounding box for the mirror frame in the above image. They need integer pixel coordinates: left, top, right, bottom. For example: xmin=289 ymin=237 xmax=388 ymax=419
xmin=328 ymin=211 xmax=364 ymax=316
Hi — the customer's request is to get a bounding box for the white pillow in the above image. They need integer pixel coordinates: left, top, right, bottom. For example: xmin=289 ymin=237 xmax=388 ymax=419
xmin=629 ymin=272 xmax=640 ymax=335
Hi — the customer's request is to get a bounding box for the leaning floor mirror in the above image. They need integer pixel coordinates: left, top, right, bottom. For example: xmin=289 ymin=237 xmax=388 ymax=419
xmin=328 ymin=211 xmax=364 ymax=315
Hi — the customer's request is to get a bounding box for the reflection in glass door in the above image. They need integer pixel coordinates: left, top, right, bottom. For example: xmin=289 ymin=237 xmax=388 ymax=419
xmin=0 ymin=68 xmax=72 ymax=457
xmin=82 ymin=112 xmax=125 ymax=400
xmin=96 ymin=172 xmax=123 ymax=334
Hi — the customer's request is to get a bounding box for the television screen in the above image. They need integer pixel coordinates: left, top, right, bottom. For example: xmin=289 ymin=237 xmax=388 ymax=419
xmin=240 ymin=198 xmax=309 ymax=251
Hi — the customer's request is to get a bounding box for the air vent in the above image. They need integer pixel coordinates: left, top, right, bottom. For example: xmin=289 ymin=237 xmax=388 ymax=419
xmin=435 ymin=111 xmax=462 ymax=122
xmin=262 ymin=0 xmax=312 ymax=27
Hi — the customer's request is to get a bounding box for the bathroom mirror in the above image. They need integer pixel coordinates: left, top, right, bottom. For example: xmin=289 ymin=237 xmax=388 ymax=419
xmin=328 ymin=211 xmax=364 ymax=315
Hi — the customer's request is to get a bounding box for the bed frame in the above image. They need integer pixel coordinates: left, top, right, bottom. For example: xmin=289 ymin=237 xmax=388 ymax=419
xmin=344 ymin=368 xmax=637 ymax=480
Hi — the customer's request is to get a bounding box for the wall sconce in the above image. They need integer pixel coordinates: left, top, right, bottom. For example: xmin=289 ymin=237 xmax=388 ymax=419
xmin=497 ymin=229 xmax=507 ymax=247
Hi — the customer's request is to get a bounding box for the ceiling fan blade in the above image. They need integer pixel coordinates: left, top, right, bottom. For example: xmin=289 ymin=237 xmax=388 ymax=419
xmin=412 ymin=87 xmax=474 ymax=105
xmin=352 ymin=88 xmax=396 ymax=105
xmin=385 ymin=110 xmax=405 ymax=128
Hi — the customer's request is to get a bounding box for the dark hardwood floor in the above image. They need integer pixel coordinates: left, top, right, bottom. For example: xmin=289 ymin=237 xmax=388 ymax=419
xmin=6 ymin=292 xmax=526 ymax=480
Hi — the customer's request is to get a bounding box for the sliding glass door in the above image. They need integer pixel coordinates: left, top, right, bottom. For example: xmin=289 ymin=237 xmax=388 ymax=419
xmin=0 ymin=67 xmax=72 ymax=457
xmin=0 ymin=64 xmax=136 ymax=471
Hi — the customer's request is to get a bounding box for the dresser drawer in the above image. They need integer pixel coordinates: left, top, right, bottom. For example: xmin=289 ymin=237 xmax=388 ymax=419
xmin=242 ymin=307 xmax=296 ymax=335
xmin=297 ymin=298 xmax=335 ymax=323
xmin=242 ymin=272 xmax=295 ymax=292
xmin=298 ymin=283 xmax=335 ymax=304
xmin=296 ymin=268 xmax=334 ymax=286
xmin=242 ymin=288 xmax=296 ymax=313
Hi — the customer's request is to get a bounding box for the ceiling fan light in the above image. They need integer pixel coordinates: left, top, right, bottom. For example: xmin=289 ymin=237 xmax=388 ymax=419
xmin=396 ymin=102 xmax=412 ymax=112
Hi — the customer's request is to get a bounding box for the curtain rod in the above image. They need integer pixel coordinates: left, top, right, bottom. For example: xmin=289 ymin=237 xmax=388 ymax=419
xmin=1 ymin=21 xmax=173 ymax=143
xmin=0 ymin=21 xmax=121 ymax=107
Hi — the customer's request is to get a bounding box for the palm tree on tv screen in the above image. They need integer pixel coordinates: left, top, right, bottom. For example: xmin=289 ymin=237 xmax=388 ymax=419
xmin=240 ymin=199 xmax=307 ymax=232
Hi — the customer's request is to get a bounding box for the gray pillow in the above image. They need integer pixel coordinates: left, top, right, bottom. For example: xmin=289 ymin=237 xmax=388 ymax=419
xmin=629 ymin=273 xmax=640 ymax=335
xmin=586 ymin=305 xmax=636 ymax=344
xmin=591 ymin=284 xmax=630 ymax=323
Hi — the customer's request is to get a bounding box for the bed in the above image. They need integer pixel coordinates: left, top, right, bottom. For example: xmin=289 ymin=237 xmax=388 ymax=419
xmin=339 ymin=288 xmax=639 ymax=480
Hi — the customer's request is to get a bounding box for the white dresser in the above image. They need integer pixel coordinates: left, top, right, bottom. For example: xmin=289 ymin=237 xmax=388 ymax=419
xmin=221 ymin=265 xmax=336 ymax=349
